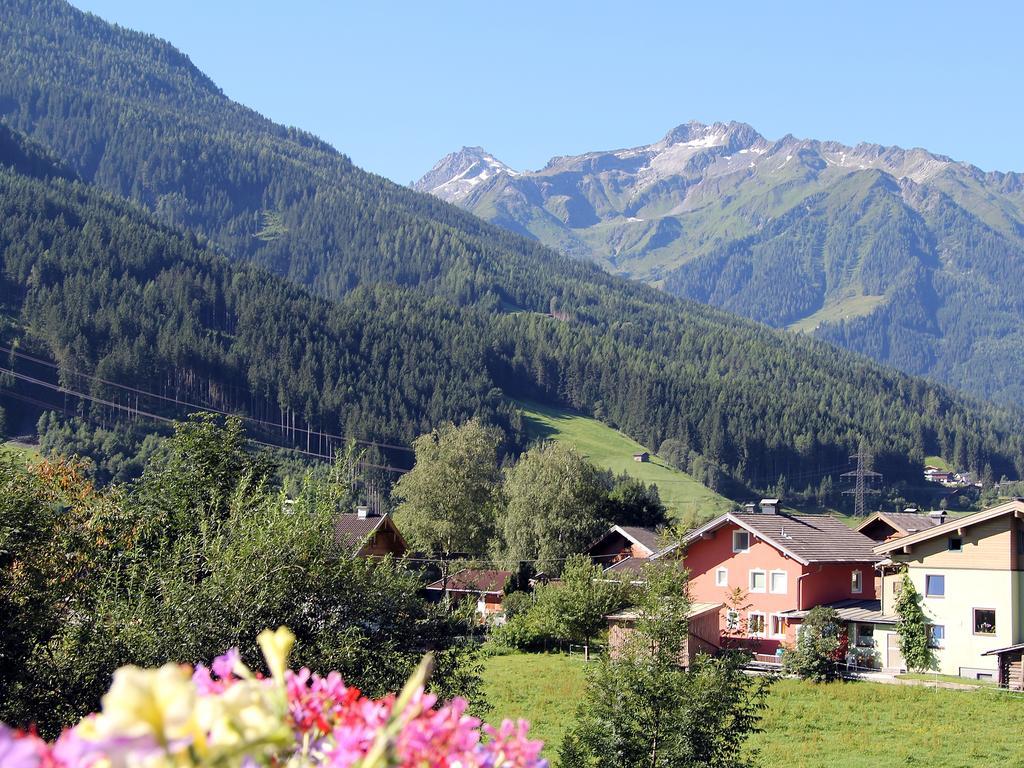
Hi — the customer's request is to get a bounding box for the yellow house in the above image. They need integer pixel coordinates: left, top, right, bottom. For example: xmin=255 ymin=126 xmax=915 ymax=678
xmin=874 ymin=500 xmax=1024 ymax=680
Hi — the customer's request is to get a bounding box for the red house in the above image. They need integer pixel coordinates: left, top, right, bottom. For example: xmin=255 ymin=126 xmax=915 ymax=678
xmin=424 ymin=569 xmax=512 ymax=619
xmin=669 ymin=508 xmax=882 ymax=654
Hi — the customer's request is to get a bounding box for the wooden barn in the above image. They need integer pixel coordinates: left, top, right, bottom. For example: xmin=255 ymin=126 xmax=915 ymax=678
xmin=982 ymin=643 xmax=1024 ymax=690
xmin=606 ymin=602 xmax=722 ymax=666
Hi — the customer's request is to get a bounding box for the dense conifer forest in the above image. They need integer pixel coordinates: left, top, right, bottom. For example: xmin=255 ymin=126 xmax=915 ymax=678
xmin=0 ymin=1 xmax=1022 ymax=494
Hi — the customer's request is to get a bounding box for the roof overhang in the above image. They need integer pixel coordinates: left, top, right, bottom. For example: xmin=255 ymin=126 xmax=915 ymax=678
xmin=875 ymin=500 xmax=1024 ymax=555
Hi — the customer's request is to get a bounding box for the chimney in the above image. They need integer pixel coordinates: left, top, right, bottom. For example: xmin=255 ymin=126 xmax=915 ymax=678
xmin=927 ymin=510 xmax=946 ymax=523
xmin=743 ymin=502 xmax=757 ymax=514
xmin=759 ymin=498 xmax=780 ymax=515
xmin=356 ymin=505 xmax=372 ymax=519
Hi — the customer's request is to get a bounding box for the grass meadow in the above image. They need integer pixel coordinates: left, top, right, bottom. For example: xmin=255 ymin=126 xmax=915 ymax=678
xmin=516 ymin=399 xmax=733 ymax=523
xmin=482 ymin=652 xmax=1024 ymax=767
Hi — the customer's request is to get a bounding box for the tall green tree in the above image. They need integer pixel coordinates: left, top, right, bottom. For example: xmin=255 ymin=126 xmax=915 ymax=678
xmin=894 ymin=572 xmax=936 ymax=672
xmin=392 ymin=419 xmax=502 ymax=557
xmin=497 ymin=442 xmax=610 ymax=575
xmin=560 ymin=561 xmax=772 ymax=768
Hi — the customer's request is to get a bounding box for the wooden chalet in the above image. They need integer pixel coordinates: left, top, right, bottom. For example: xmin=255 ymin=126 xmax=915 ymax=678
xmin=587 ymin=524 xmax=667 ymax=569
xmin=333 ymin=506 xmax=408 ymax=558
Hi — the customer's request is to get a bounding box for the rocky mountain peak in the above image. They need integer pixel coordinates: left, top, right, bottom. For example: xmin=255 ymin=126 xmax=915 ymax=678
xmin=412 ymin=146 xmax=516 ymax=204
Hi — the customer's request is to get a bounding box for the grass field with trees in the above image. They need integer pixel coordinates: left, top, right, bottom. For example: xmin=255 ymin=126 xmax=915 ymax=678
xmin=517 ymin=400 xmax=733 ymax=523
xmin=482 ymin=653 xmax=1024 ymax=767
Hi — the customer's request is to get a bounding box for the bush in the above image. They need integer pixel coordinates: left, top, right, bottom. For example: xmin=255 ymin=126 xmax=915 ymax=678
xmin=783 ymin=606 xmax=846 ymax=682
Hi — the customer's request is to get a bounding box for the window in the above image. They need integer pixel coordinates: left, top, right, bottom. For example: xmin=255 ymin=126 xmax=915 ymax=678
xmin=948 ymin=537 xmax=963 ymax=552
xmin=748 ymin=612 xmax=766 ymax=636
xmin=1017 ymin=528 xmax=1024 ymax=556
xmin=725 ymin=610 xmax=739 ymax=631
xmin=769 ymin=570 xmax=787 ymax=594
xmin=855 ymin=623 xmax=874 ymax=648
xmin=851 ymin=570 xmax=863 ymax=594
xmin=732 ymin=530 xmax=750 ymax=553
xmin=892 ymin=579 xmax=903 ymax=596
xmin=928 ymin=624 xmax=945 ymax=649
xmin=973 ymin=608 xmax=996 ymax=635
xmin=749 ymin=569 xmax=767 ymax=593
xmin=715 ymin=567 xmax=728 ymax=587
xmin=770 ymin=614 xmax=786 ymax=638
xmin=925 ymin=574 xmax=945 ymax=597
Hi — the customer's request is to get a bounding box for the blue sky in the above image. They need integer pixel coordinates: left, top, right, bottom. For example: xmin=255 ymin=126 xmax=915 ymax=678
xmin=73 ymin=0 xmax=1022 ymax=184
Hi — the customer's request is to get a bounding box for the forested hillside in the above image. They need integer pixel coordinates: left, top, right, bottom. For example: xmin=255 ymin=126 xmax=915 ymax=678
xmin=419 ymin=124 xmax=1024 ymax=405
xmin=1 ymin=1 xmax=1022 ymax=494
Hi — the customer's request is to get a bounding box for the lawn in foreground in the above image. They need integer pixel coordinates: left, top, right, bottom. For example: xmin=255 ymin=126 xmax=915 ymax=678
xmin=516 ymin=399 xmax=733 ymax=523
xmin=482 ymin=652 xmax=586 ymax=763
xmin=482 ymin=652 xmax=1024 ymax=767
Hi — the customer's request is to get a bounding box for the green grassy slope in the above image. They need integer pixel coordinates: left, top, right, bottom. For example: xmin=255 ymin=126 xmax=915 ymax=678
xmin=1 ymin=440 xmax=41 ymax=464
xmin=482 ymin=653 xmax=1024 ymax=767
xmin=517 ymin=400 xmax=733 ymax=523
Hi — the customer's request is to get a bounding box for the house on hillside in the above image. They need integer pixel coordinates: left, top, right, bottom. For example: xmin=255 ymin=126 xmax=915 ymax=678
xmin=334 ymin=506 xmax=408 ymax=558
xmin=924 ymin=468 xmax=955 ymax=484
xmin=633 ymin=451 xmax=650 ymax=463
xmin=670 ymin=504 xmax=885 ymax=661
xmin=873 ymin=499 xmax=1024 ymax=680
xmin=588 ymin=524 xmax=668 ymax=568
xmin=424 ymin=568 xmax=512 ymax=618
xmin=857 ymin=509 xmax=947 ymax=542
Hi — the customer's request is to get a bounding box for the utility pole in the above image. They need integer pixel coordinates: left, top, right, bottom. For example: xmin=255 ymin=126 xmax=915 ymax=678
xmin=842 ymin=446 xmax=882 ymax=516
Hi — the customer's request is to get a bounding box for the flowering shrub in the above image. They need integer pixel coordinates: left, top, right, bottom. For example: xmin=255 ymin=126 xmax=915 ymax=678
xmin=0 ymin=628 xmax=546 ymax=768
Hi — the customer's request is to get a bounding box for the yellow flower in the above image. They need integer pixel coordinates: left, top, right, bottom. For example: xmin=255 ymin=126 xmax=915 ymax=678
xmin=257 ymin=627 xmax=294 ymax=682
xmin=94 ymin=664 xmax=196 ymax=747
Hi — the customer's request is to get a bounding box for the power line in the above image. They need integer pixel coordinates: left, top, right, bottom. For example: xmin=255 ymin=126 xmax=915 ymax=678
xmin=0 ymin=345 xmax=414 ymax=454
xmin=0 ymin=367 xmax=409 ymax=474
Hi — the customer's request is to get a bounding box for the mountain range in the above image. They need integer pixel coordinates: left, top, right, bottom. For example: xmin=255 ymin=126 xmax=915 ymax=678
xmin=416 ymin=123 xmax=1024 ymax=405
xmin=1 ymin=0 xmax=1022 ymax=497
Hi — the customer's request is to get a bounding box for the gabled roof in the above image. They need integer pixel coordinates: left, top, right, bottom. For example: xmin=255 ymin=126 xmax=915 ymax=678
xmin=334 ymin=513 xmax=393 ymax=551
xmin=677 ymin=512 xmax=881 ymax=565
xmin=875 ymin=500 xmax=1024 ymax=555
xmin=857 ymin=511 xmax=946 ymax=538
xmin=588 ymin=525 xmax=666 ymax=557
xmin=425 ymin=569 xmax=512 ymax=595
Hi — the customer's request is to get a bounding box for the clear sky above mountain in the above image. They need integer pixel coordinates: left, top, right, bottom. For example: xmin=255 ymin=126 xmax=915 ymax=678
xmin=72 ymin=0 xmax=1022 ymax=184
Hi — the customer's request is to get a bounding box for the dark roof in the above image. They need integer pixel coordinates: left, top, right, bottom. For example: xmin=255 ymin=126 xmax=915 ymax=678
xmin=860 ymin=512 xmax=945 ymax=537
xmin=617 ymin=526 xmax=664 ymax=554
xmin=587 ymin=525 xmax=666 ymax=558
xmin=333 ymin=513 xmax=386 ymax=551
xmin=425 ymin=569 xmax=512 ymax=595
xmin=779 ymin=599 xmax=897 ymax=625
xmin=681 ymin=512 xmax=881 ymax=565
xmin=875 ymin=500 xmax=1024 ymax=554
xmin=982 ymin=643 xmax=1024 ymax=657
xmin=604 ymin=556 xmax=647 ymax=574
